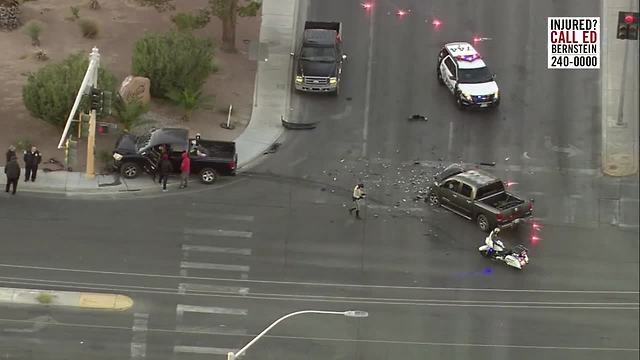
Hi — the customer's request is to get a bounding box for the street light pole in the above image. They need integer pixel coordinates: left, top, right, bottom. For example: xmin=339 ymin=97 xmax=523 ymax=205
xmin=227 ymin=310 xmax=368 ymax=360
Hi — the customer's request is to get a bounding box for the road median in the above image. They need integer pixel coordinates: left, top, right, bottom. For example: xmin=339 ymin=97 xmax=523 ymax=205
xmin=0 ymin=287 xmax=133 ymax=311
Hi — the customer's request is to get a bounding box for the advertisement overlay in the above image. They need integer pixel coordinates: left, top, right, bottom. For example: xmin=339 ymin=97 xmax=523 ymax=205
xmin=548 ymin=17 xmax=600 ymax=69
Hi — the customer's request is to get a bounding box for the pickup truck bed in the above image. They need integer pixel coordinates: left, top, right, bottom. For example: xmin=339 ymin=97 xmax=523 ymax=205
xmin=479 ymin=192 xmax=524 ymax=210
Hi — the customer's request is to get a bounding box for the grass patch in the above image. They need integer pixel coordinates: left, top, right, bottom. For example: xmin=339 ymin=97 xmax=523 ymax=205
xmin=36 ymin=292 xmax=55 ymax=304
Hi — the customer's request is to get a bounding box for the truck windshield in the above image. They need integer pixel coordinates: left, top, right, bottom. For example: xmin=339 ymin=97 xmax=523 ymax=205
xmin=135 ymin=133 xmax=152 ymax=151
xmin=300 ymin=47 xmax=336 ymax=62
xmin=458 ymin=67 xmax=493 ymax=84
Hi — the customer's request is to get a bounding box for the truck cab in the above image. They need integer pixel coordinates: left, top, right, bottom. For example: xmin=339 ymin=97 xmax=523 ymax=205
xmin=294 ymin=21 xmax=346 ymax=96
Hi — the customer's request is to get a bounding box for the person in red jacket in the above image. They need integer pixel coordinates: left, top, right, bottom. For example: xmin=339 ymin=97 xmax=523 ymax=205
xmin=179 ymin=151 xmax=191 ymax=189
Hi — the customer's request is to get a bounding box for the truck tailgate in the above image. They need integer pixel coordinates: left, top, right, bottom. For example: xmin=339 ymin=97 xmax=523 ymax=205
xmin=501 ymin=200 xmax=532 ymax=221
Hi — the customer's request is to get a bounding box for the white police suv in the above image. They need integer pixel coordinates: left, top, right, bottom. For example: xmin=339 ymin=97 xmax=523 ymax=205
xmin=437 ymin=42 xmax=499 ymax=109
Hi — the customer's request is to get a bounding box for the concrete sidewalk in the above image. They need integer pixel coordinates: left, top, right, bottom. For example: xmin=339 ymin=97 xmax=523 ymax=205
xmin=601 ymin=0 xmax=639 ymax=176
xmin=0 ymin=287 xmax=133 ymax=311
xmin=0 ymin=0 xmax=299 ymax=196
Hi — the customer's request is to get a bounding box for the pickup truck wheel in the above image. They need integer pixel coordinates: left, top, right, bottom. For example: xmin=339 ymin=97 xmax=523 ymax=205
xmin=121 ymin=162 xmax=140 ymax=179
xmin=476 ymin=214 xmax=491 ymax=232
xmin=427 ymin=192 xmax=440 ymax=206
xmin=200 ymin=168 xmax=219 ymax=184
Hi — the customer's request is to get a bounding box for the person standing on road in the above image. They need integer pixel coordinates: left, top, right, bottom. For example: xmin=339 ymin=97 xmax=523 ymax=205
xmin=6 ymin=145 xmax=16 ymax=164
xmin=4 ymin=156 xmax=20 ymax=195
xmin=23 ymin=146 xmax=41 ymax=182
xmin=179 ymin=151 xmax=191 ymax=189
xmin=349 ymin=183 xmax=366 ymax=219
xmin=158 ymin=153 xmax=173 ymax=192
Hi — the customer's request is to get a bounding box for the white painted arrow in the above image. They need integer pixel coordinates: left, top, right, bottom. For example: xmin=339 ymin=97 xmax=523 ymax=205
xmin=544 ymin=136 xmax=583 ymax=157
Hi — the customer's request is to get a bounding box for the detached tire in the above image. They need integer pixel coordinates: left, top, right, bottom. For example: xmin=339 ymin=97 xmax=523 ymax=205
xmin=476 ymin=214 xmax=491 ymax=232
xmin=120 ymin=162 xmax=140 ymax=179
xmin=200 ymin=168 xmax=219 ymax=184
xmin=427 ymin=191 xmax=440 ymax=206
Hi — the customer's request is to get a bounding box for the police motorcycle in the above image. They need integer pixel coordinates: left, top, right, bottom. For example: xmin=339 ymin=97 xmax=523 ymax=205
xmin=478 ymin=228 xmax=529 ymax=270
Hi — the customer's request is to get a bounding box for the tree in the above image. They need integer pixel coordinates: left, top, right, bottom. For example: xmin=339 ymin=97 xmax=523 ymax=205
xmin=132 ymin=31 xmax=216 ymax=98
xmin=208 ymin=0 xmax=261 ymax=52
xmin=111 ymin=94 xmax=151 ymax=131
xmin=22 ymin=52 xmax=115 ymax=127
xmin=166 ymin=87 xmax=214 ymax=121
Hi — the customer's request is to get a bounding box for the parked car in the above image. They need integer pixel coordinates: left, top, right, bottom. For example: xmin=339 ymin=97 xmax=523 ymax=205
xmin=112 ymin=128 xmax=237 ymax=184
xmin=427 ymin=165 xmax=533 ymax=231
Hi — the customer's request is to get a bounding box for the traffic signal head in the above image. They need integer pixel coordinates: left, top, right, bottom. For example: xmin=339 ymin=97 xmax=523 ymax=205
xmin=617 ymin=12 xmax=639 ymax=40
xmin=89 ymin=87 xmax=103 ymax=112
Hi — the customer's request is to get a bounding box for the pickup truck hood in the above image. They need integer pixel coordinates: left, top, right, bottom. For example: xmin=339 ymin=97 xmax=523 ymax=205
xmin=114 ymin=134 xmax=138 ymax=155
xmin=298 ymin=60 xmax=336 ymax=77
xmin=457 ymin=81 xmax=498 ymax=96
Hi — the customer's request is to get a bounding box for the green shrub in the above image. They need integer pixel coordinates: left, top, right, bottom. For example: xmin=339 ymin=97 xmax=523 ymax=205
xmin=135 ymin=0 xmax=175 ymax=12
xmin=132 ymin=31 xmax=216 ymax=98
xmin=23 ymin=20 xmax=43 ymax=46
xmin=79 ymin=19 xmax=99 ymax=38
xmin=112 ymin=94 xmax=151 ymax=131
xmin=70 ymin=5 xmax=80 ymax=19
xmin=36 ymin=293 xmax=54 ymax=304
xmin=22 ymin=52 xmax=115 ymax=127
xmin=166 ymin=86 xmax=214 ymax=121
xmin=171 ymin=10 xmax=210 ymax=32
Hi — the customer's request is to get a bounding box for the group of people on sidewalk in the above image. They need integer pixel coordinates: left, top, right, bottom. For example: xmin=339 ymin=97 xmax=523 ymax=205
xmin=4 ymin=145 xmax=41 ymax=195
xmin=153 ymin=145 xmax=191 ymax=192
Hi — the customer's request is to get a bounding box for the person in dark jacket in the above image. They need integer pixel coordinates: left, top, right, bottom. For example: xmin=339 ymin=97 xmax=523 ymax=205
xmin=4 ymin=156 xmax=20 ymax=195
xmin=6 ymin=145 xmax=16 ymax=164
xmin=179 ymin=151 xmax=191 ymax=189
xmin=23 ymin=146 xmax=42 ymax=182
xmin=158 ymin=153 xmax=173 ymax=191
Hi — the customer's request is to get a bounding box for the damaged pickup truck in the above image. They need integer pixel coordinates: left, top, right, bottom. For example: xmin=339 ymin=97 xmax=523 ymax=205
xmin=427 ymin=165 xmax=533 ymax=232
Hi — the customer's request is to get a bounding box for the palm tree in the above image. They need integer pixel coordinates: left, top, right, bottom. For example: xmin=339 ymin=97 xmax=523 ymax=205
xmin=167 ymin=87 xmax=214 ymax=121
xmin=112 ymin=94 xmax=150 ymax=132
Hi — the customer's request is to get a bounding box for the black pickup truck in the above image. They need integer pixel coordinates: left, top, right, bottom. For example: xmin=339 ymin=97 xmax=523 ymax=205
xmin=293 ymin=21 xmax=346 ymax=96
xmin=112 ymin=128 xmax=237 ymax=184
xmin=427 ymin=165 xmax=533 ymax=232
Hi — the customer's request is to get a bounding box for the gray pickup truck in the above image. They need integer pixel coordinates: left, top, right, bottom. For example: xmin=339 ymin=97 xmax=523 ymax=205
xmin=427 ymin=165 xmax=533 ymax=232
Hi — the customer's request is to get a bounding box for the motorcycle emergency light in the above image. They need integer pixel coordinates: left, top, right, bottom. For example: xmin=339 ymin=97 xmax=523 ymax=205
xmin=397 ymin=9 xmax=407 ymax=16
xmin=361 ymin=2 xmax=372 ymax=10
xmin=432 ymin=19 xmax=442 ymax=28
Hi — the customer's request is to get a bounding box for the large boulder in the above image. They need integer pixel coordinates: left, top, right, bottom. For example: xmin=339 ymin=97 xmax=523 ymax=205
xmin=118 ymin=76 xmax=151 ymax=105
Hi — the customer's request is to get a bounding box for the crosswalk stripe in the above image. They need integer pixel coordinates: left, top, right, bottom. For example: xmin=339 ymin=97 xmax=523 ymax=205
xmin=180 ymin=261 xmax=250 ymax=272
xmin=184 ymin=228 xmax=253 ymax=238
xmin=186 ymin=212 xmax=255 ymax=222
xmin=178 ymin=283 xmax=249 ymax=295
xmin=174 ymin=346 xmax=237 ymax=355
xmin=176 ymin=325 xmax=247 ymax=335
xmin=176 ymin=304 xmax=247 ymax=315
xmin=182 ymin=244 xmax=252 ymax=256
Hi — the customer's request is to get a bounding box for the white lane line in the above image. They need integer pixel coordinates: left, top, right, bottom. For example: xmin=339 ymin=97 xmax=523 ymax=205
xmin=185 ymin=212 xmax=255 ymax=222
xmin=176 ymin=304 xmax=248 ymax=316
xmin=447 ymin=121 xmax=454 ymax=157
xmin=176 ymin=324 xmax=247 ymax=335
xmin=180 ymin=262 xmax=250 ymax=273
xmin=2 ymin=263 xmax=637 ymax=294
xmin=178 ymin=283 xmax=249 ymax=295
xmin=361 ymin=0 xmax=376 ymax=157
xmin=184 ymin=228 xmax=253 ymax=238
xmin=131 ymin=313 xmax=149 ymax=359
xmin=182 ymin=244 xmax=252 ymax=256
xmin=173 ymin=346 xmax=237 ymax=355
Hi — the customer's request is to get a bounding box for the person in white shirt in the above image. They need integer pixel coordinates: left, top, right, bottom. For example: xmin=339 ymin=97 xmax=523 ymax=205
xmin=349 ymin=183 xmax=366 ymax=219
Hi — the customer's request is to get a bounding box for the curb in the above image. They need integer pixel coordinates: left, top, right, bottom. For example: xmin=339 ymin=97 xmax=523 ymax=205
xmin=0 ymin=287 xmax=134 ymax=311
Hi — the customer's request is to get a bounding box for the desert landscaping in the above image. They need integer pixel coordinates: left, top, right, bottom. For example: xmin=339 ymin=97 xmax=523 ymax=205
xmin=0 ymin=0 xmax=259 ymax=172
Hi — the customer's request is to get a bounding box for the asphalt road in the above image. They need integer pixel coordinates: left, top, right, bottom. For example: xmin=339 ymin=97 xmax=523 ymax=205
xmin=0 ymin=0 xmax=638 ymax=359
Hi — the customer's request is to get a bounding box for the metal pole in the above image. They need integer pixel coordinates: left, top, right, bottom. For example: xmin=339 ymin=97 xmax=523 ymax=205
xmin=86 ymin=48 xmax=100 ymax=178
xmin=231 ymin=310 xmax=348 ymax=359
xmin=226 ymin=104 xmax=233 ymax=128
xmin=58 ymin=47 xmax=99 ymax=149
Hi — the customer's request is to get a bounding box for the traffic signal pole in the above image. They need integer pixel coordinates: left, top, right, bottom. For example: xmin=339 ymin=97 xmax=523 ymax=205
xmin=86 ymin=50 xmax=100 ymax=178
